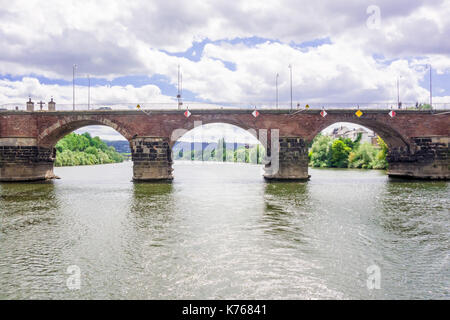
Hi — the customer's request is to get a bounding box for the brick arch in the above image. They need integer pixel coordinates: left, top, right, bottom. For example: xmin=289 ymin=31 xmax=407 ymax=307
xmin=168 ymin=120 xmax=263 ymax=148
xmin=307 ymin=118 xmax=411 ymax=150
xmin=176 ymin=116 xmax=258 ymax=132
xmin=37 ymin=116 xmax=134 ymax=148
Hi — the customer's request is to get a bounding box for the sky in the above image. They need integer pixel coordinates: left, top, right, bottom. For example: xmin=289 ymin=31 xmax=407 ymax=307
xmin=1 ymin=0 xmax=449 ymax=141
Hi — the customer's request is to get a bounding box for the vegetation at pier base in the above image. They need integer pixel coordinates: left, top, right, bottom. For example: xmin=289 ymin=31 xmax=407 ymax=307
xmin=55 ymin=133 xmax=124 ymax=167
xmin=308 ymin=134 xmax=388 ymax=169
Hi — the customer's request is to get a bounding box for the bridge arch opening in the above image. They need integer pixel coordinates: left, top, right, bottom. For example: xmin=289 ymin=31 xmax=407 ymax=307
xmin=48 ymin=124 xmax=131 ymax=179
xmin=171 ymin=122 xmax=266 ymax=174
xmin=308 ymin=116 xmax=411 ymax=151
xmin=308 ymin=122 xmax=390 ymax=172
xmin=38 ymin=117 xmax=133 ymax=149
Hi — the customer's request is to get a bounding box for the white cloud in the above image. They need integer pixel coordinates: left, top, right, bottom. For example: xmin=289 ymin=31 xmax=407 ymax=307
xmin=75 ymin=125 xmax=128 ymax=141
xmin=0 ymin=0 xmax=448 ymax=120
xmin=178 ymin=123 xmax=260 ymax=144
xmin=0 ymin=77 xmax=174 ymax=108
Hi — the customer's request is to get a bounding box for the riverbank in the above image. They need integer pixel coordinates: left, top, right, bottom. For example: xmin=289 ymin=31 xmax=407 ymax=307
xmin=55 ymin=132 xmax=124 ymax=167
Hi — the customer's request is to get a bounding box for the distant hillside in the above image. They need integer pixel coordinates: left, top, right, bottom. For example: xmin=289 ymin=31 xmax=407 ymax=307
xmin=104 ymin=140 xmax=131 ymax=153
xmin=172 ymin=141 xmax=255 ymax=153
xmin=173 ymin=140 xmax=264 ymax=163
xmin=55 ymin=133 xmax=124 ymax=167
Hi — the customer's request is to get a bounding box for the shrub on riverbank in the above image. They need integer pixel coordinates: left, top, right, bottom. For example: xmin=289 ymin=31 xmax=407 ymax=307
xmin=54 ymin=132 xmax=124 ymax=167
xmin=308 ymin=134 xmax=388 ymax=169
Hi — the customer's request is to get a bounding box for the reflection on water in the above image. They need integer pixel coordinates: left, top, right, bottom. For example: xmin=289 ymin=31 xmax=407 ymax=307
xmin=0 ymin=182 xmax=59 ymax=233
xmin=0 ymin=162 xmax=448 ymax=299
xmin=374 ymin=181 xmax=450 ymax=299
xmin=262 ymin=183 xmax=311 ymax=245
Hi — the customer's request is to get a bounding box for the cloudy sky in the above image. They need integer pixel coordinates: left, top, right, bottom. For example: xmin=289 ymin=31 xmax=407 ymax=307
xmin=1 ymin=0 xmax=449 ymax=140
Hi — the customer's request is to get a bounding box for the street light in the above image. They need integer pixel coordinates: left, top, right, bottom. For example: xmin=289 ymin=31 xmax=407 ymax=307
xmin=288 ymin=64 xmax=293 ymax=111
xmin=397 ymin=76 xmax=402 ymax=108
xmin=276 ymin=73 xmax=279 ymax=109
xmin=429 ymin=64 xmax=432 ymax=108
xmin=72 ymin=64 xmax=77 ymax=111
xmin=87 ymin=74 xmax=90 ymax=110
xmin=177 ymin=64 xmax=183 ymax=110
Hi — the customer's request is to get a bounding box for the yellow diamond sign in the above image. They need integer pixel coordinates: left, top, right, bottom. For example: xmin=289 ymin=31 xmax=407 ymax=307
xmin=355 ymin=110 xmax=363 ymax=117
xmin=136 ymin=104 xmax=141 ymax=109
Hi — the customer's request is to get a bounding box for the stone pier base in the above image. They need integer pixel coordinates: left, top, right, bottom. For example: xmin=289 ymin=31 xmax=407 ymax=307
xmin=387 ymin=136 xmax=449 ymax=180
xmin=0 ymin=139 xmax=55 ymax=181
xmin=264 ymin=137 xmax=310 ymax=181
xmin=131 ymin=137 xmax=173 ymax=182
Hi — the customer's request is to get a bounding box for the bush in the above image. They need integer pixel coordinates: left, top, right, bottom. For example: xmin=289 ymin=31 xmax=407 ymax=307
xmin=55 ymin=133 xmax=123 ymax=167
xmin=330 ymin=139 xmax=352 ymax=167
xmin=309 ymin=135 xmax=332 ymax=167
xmin=348 ymin=143 xmax=376 ymax=169
xmin=309 ymin=134 xmax=388 ymax=170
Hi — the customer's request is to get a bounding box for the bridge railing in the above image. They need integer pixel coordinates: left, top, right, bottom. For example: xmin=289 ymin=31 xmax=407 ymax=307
xmin=1 ymin=101 xmax=450 ymax=111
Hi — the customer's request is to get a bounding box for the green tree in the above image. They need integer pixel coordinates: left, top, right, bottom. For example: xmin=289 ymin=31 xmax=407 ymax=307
xmin=309 ymin=135 xmax=332 ymax=167
xmin=55 ymin=132 xmax=124 ymax=167
xmin=309 ymin=133 xmax=388 ymax=170
xmin=330 ymin=139 xmax=352 ymax=167
xmin=370 ymin=137 xmax=388 ymax=169
xmin=348 ymin=143 xmax=376 ymax=169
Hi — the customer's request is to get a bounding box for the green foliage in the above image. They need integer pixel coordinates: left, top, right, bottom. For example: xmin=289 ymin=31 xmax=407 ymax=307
xmin=348 ymin=143 xmax=376 ymax=169
xmin=173 ymin=141 xmax=265 ymax=164
xmin=309 ymin=135 xmax=332 ymax=167
xmin=309 ymin=133 xmax=388 ymax=170
xmin=54 ymin=132 xmax=124 ymax=167
xmin=420 ymin=104 xmax=432 ymax=110
xmin=330 ymin=139 xmax=352 ymax=167
xmin=347 ymin=137 xmax=388 ymax=169
xmin=371 ymin=136 xmax=388 ymax=169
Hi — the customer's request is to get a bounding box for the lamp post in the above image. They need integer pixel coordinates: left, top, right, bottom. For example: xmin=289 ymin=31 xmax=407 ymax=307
xmin=276 ymin=73 xmax=279 ymax=109
xmin=177 ymin=64 xmax=183 ymax=110
xmin=429 ymin=64 xmax=432 ymax=108
xmin=72 ymin=64 xmax=77 ymax=111
xmin=288 ymin=64 xmax=293 ymax=111
xmin=87 ymin=74 xmax=90 ymax=110
xmin=397 ymin=76 xmax=402 ymax=108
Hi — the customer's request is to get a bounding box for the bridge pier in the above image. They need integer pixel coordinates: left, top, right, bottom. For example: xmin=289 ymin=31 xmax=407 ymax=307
xmin=264 ymin=137 xmax=310 ymax=181
xmin=0 ymin=138 xmax=56 ymax=181
xmin=387 ymin=136 xmax=449 ymax=180
xmin=131 ymin=137 xmax=173 ymax=182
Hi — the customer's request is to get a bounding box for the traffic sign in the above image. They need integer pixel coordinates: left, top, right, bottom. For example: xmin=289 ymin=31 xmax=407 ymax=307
xmin=389 ymin=110 xmax=396 ymax=117
xmin=252 ymin=110 xmax=259 ymax=117
xmin=320 ymin=110 xmax=327 ymax=118
xmin=184 ymin=109 xmax=191 ymax=118
xmin=355 ymin=110 xmax=363 ymax=117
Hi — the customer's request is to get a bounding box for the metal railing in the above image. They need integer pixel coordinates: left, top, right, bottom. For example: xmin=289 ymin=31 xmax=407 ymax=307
xmin=1 ymin=101 xmax=449 ymax=111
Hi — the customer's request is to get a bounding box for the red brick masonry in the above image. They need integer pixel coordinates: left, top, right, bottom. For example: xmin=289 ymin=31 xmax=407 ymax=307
xmin=0 ymin=109 xmax=448 ymax=181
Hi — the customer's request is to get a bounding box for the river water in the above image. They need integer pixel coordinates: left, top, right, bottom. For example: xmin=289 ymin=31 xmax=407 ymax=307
xmin=0 ymin=161 xmax=448 ymax=299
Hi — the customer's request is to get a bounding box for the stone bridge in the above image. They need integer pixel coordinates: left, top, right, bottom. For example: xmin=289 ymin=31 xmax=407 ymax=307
xmin=0 ymin=109 xmax=448 ymax=181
